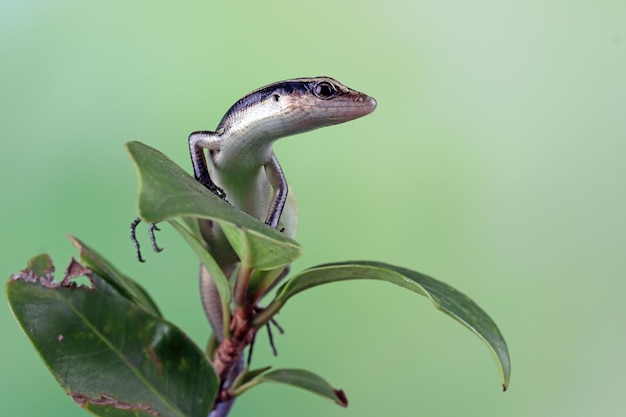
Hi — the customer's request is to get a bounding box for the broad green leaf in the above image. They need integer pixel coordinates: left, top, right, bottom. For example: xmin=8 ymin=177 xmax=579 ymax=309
xmin=70 ymin=235 xmax=161 ymax=317
xmin=7 ymin=253 xmax=218 ymax=417
xmin=258 ymin=261 xmax=511 ymax=390
xmin=233 ymin=368 xmax=347 ymax=407
xmin=126 ymin=141 xmax=300 ymax=270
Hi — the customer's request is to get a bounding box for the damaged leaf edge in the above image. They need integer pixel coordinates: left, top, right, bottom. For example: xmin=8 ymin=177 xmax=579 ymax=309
xmin=10 ymin=254 xmax=95 ymax=291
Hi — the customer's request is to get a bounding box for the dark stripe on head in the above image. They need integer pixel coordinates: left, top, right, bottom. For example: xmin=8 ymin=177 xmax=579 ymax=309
xmin=216 ymin=81 xmax=312 ymax=129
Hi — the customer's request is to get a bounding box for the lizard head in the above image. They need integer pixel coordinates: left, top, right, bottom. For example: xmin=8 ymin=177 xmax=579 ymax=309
xmin=278 ymin=76 xmax=377 ymax=130
xmin=218 ymin=76 xmax=376 ymax=139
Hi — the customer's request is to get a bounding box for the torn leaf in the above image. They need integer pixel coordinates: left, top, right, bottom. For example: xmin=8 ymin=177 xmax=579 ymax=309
xmin=6 ymin=249 xmax=219 ymax=417
xmin=60 ymin=257 xmax=95 ymax=290
xmin=11 ymin=253 xmax=57 ymax=288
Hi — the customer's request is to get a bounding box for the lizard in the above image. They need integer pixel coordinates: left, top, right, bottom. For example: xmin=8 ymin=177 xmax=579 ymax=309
xmin=187 ymin=76 xmax=376 ymax=340
xmin=133 ymin=76 xmax=376 ymax=416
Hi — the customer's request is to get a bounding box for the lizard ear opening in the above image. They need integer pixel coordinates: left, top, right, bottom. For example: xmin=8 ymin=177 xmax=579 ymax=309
xmin=273 ymin=94 xmax=280 ymax=102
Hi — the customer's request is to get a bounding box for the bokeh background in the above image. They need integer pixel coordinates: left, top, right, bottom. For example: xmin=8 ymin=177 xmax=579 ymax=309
xmin=2 ymin=1 xmax=625 ymax=416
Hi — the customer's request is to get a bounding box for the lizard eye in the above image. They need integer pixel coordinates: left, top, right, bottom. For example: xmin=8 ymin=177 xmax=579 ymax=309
xmin=313 ymin=81 xmax=337 ymax=99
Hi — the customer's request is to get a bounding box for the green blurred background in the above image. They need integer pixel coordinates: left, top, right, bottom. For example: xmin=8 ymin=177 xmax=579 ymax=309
xmin=2 ymin=1 xmax=625 ymax=416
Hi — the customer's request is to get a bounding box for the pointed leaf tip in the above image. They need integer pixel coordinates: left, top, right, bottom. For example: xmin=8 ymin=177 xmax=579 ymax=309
xmin=333 ymin=389 xmax=348 ymax=407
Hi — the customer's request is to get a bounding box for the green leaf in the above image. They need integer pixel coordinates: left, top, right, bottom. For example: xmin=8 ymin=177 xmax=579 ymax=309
xmin=259 ymin=261 xmax=511 ymax=390
xmin=70 ymin=235 xmax=162 ymax=317
xmin=7 ymin=252 xmax=218 ymax=417
xmin=126 ymin=141 xmax=301 ymax=270
xmin=233 ymin=368 xmax=347 ymax=407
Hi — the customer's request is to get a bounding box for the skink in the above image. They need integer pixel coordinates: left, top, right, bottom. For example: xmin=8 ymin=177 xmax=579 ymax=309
xmin=129 ymin=77 xmax=375 ymax=416
xmin=188 ymin=77 xmax=377 ymax=341
xmin=185 ymin=77 xmax=375 ymax=417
